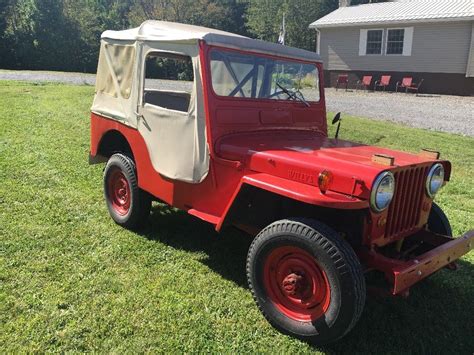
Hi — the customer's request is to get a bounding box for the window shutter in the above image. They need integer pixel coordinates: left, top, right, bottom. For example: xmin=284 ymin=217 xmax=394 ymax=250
xmin=403 ymin=27 xmax=414 ymax=56
xmin=359 ymin=29 xmax=368 ymax=56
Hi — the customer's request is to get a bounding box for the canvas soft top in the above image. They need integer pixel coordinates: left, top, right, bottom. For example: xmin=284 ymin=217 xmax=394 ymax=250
xmin=102 ymin=20 xmax=321 ymax=63
xmin=94 ymin=21 xmax=322 ymax=183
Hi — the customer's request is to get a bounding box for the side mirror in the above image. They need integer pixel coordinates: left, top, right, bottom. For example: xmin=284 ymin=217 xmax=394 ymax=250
xmin=332 ymin=112 xmax=342 ymax=140
xmin=332 ymin=112 xmax=341 ymax=125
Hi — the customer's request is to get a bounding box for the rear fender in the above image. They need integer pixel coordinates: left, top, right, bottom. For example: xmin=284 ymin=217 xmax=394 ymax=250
xmin=91 ymin=129 xmax=134 ymax=163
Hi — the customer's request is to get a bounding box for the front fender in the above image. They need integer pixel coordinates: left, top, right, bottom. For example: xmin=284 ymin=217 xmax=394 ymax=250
xmin=216 ymin=173 xmax=368 ymax=231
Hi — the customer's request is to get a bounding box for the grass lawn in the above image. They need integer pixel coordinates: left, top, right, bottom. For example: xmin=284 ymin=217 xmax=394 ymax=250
xmin=0 ymin=81 xmax=472 ymax=353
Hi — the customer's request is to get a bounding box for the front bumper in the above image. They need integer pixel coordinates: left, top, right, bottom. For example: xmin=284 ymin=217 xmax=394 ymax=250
xmin=360 ymin=229 xmax=474 ymax=294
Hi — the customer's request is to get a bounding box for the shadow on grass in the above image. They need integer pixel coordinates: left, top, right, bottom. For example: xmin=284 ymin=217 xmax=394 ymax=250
xmin=139 ymin=204 xmax=474 ymax=353
xmin=140 ymin=204 xmax=253 ymax=288
xmin=323 ymin=259 xmax=474 ymax=354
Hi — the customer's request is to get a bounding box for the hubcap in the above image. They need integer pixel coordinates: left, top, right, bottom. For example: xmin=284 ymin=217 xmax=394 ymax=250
xmin=107 ymin=168 xmax=131 ymax=215
xmin=282 ymin=272 xmax=305 ymax=296
xmin=263 ymin=246 xmax=331 ymax=321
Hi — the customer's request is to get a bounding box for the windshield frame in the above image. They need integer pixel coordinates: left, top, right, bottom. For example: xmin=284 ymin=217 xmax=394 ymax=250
xmin=206 ymin=46 xmax=322 ymax=104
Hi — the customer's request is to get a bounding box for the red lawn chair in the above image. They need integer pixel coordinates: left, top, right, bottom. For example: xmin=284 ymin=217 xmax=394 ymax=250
xmin=396 ymin=77 xmax=413 ymax=92
xmin=406 ymin=79 xmax=424 ymax=94
xmin=356 ymin=75 xmax=372 ymax=91
xmin=335 ymin=74 xmax=349 ymax=91
xmin=374 ymin=75 xmax=391 ymax=91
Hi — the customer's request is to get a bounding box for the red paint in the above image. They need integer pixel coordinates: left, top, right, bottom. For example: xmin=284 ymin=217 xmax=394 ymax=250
xmin=241 ymin=174 xmax=368 ymax=209
xmin=263 ymin=246 xmax=331 ymax=321
xmin=107 ymin=168 xmax=130 ymax=215
xmin=359 ymin=230 xmax=474 ymax=295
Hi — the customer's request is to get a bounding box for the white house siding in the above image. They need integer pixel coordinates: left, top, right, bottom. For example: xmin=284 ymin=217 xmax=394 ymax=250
xmin=466 ymin=22 xmax=474 ymax=77
xmin=320 ymin=21 xmax=473 ymax=74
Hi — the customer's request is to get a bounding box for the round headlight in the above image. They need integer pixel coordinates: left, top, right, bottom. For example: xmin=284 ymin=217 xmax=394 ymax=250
xmin=426 ymin=163 xmax=444 ymax=198
xmin=370 ymin=171 xmax=395 ymax=212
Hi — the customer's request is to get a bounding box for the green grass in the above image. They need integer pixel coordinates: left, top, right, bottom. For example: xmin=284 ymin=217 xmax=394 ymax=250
xmin=0 ymin=81 xmax=472 ymax=353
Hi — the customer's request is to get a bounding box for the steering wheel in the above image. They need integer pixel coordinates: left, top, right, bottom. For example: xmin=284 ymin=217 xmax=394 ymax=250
xmin=276 ymin=82 xmax=298 ymax=100
xmin=266 ymin=90 xmax=287 ymax=99
xmin=266 ymin=83 xmax=310 ymax=107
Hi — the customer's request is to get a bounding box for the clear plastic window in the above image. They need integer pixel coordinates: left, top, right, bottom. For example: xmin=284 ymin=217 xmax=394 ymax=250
xmin=95 ymin=43 xmax=135 ymax=99
xmin=210 ymin=49 xmax=319 ymax=103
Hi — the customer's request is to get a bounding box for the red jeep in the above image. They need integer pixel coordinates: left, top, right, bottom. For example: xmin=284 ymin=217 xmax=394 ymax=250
xmin=89 ymin=21 xmax=473 ymax=344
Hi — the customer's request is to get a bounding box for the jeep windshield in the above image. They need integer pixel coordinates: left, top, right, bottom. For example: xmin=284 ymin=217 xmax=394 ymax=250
xmin=209 ymin=48 xmax=320 ymax=104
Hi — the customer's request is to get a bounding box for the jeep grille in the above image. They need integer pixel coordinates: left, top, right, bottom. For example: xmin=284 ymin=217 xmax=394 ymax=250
xmin=385 ymin=165 xmax=430 ymax=238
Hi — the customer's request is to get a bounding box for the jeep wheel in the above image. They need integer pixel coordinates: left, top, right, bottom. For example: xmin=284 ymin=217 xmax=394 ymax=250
xmin=247 ymin=218 xmax=366 ymax=345
xmin=427 ymin=202 xmax=452 ymax=236
xmin=104 ymin=153 xmax=151 ymax=229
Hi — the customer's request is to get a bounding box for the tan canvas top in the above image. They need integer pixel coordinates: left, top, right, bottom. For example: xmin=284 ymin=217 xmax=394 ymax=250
xmin=93 ymin=21 xmax=321 ymax=184
xmin=102 ymin=20 xmax=321 ymax=62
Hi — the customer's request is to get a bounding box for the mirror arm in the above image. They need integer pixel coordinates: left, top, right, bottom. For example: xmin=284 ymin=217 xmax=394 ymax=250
xmin=332 ymin=112 xmax=342 ymax=140
xmin=335 ymin=121 xmax=341 ymax=140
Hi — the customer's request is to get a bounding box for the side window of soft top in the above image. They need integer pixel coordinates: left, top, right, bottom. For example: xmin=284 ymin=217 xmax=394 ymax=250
xmin=96 ymin=43 xmax=135 ymax=99
xmin=143 ymin=52 xmax=194 ymax=113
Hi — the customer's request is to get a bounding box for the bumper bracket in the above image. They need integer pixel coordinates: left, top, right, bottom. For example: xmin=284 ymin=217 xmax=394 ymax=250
xmin=360 ymin=229 xmax=473 ymax=295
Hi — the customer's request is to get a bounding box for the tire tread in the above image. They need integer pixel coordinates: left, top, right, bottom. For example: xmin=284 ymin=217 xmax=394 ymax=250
xmin=246 ymin=217 xmax=366 ymax=343
xmin=104 ymin=153 xmax=151 ymax=229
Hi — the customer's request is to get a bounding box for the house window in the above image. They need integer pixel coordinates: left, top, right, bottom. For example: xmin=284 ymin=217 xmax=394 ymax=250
xmin=366 ymin=30 xmax=383 ymax=55
xmin=359 ymin=27 xmax=413 ymax=57
xmin=386 ymin=29 xmax=404 ymax=55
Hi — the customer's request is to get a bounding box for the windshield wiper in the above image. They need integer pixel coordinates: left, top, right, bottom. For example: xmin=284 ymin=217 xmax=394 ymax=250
xmin=276 ymin=82 xmax=310 ymax=107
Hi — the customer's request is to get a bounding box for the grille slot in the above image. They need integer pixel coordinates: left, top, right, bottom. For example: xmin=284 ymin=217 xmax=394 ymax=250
xmin=385 ymin=166 xmax=429 ymax=238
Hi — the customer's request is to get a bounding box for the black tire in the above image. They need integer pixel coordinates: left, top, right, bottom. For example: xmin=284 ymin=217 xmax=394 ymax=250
xmin=104 ymin=153 xmax=151 ymax=229
xmin=427 ymin=203 xmax=452 ymax=236
xmin=247 ymin=218 xmax=366 ymax=345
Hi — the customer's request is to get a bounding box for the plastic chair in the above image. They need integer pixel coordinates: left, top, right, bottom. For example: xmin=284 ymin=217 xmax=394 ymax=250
xmin=374 ymin=75 xmax=391 ymax=91
xmin=356 ymin=75 xmax=372 ymax=91
xmin=335 ymin=74 xmax=349 ymax=91
xmin=396 ymin=77 xmax=413 ymax=92
xmin=406 ymin=79 xmax=424 ymax=94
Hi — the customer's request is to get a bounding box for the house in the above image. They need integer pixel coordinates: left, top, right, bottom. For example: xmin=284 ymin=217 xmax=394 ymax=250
xmin=309 ymin=0 xmax=474 ymax=96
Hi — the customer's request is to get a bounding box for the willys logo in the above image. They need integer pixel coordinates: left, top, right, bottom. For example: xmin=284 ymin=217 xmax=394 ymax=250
xmin=288 ymin=170 xmax=316 ymax=184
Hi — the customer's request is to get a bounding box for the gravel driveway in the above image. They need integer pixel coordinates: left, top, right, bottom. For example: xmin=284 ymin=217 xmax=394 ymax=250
xmin=1 ymin=70 xmax=472 ymax=136
xmin=324 ymin=88 xmax=473 ymax=137
xmin=0 ymin=70 xmax=96 ymax=86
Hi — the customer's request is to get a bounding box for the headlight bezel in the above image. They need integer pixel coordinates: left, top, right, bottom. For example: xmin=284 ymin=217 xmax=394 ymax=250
xmin=370 ymin=171 xmax=395 ymax=213
xmin=426 ymin=163 xmax=445 ymax=198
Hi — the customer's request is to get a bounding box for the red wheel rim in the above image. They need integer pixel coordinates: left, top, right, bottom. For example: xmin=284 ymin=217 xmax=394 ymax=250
xmin=107 ymin=168 xmax=131 ymax=216
xmin=263 ymin=246 xmax=331 ymax=321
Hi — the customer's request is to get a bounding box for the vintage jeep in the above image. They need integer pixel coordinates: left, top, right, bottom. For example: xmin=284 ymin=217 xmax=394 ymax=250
xmin=89 ymin=21 xmax=473 ymax=344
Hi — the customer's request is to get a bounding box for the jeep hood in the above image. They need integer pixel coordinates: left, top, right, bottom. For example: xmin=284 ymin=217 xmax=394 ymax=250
xmin=217 ymin=131 xmax=446 ymax=199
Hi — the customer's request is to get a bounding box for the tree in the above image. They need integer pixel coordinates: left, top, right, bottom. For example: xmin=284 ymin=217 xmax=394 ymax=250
xmin=1 ymin=0 xmax=37 ymax=69
xmin=1 ymin=0 xmax=381 ymax=72
xmin=0 ymin=0 xmax=15 ymax=67
xmin=63 ymin=0 xmax=133 ymax=72
xmin=245 ymin=0 xmax=285 ymax=43
xmin=1 ymin=0 xmax=83 ymax=70
xmin=284 ymin=0 xmax=338 ymax=51
xmin=246 ymin=0 xmax=338 ymax=51
xmin=126 ymin=0 xmax=249 ymax=35
xmin=218 ymin=0 xmax=249 ymax=36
